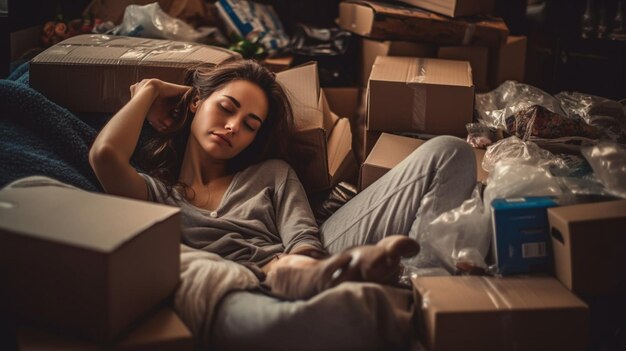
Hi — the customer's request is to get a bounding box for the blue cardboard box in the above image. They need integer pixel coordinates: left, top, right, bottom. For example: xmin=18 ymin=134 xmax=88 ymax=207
xmin=491 ymin=197 xmax=558 ymax=275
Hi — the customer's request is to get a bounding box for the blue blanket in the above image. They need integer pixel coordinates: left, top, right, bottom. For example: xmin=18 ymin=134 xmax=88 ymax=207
xmin=0 ymin=64 xmax=111 ymax=191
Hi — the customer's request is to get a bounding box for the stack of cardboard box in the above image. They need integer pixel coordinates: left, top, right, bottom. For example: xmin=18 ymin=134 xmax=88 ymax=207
xmin=339 ymin=0 xmax=527 ymax=93
xmin=0 ymin=179 xmax=193 ymax=350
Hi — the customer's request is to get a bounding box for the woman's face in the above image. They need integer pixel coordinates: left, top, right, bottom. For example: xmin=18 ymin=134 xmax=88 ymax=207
xmin=189 ymin=80 xmax=269 ymax=161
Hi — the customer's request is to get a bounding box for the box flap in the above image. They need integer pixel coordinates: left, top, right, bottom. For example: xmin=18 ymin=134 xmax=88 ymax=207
xmin=0 ymin=182 xmax=180 ymax=253
xmin=371 ymin=56 xmax=472 ymax=87
xmin=327 ymin=117 xmax=352 ymax=176
xmin=364 ymin=133 xmax=425 ymax=169
xmin=276 ymin=62 xmax=323 ymax=131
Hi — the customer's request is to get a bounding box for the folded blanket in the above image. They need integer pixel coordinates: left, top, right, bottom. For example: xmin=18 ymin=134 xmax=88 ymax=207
xmin=0 ymin=68 xmax=100 ymax=191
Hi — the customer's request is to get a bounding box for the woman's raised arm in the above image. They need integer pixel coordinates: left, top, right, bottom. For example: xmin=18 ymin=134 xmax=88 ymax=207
xmin=89 ymin=79 xmax=189 ymax=200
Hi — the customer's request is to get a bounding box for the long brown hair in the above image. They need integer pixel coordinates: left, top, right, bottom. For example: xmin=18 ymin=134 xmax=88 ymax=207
xmin=137 ymin=59 xmax=296 ymax=195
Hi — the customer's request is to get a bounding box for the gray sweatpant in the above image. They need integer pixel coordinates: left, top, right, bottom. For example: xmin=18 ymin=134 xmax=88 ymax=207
xmin=211 ymin=136 xmax=476 ymax=351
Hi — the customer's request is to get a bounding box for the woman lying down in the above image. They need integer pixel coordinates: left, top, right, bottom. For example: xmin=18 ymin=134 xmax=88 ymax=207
xmin=89 ymin=59 xmax=477 ymax=351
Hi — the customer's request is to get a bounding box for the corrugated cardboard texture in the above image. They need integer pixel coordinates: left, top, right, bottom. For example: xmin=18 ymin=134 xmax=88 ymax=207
xmin=397 ymin=0 xmax=495 ymax=17
xmin=412 ymin=276 xmax=589 ymax=351
xmin=360 ymin=38 xmax=436 ymax=86
xmin=18 ymin=308 xmax=193 ymax=351
xmin=0 ymin=182 xmax=181 ymax=342
xmin=368 ymin=56 xmax=474 ymax=136
xmin=548 ymin=200 xmax=626 ymax=295
xmin=359 ymin=133 xmax=487 ymax=190
xmin=277 ymin=63 xmax=354 ymax=193
xmin=30 ymin=34 xmax=239 ymax=113
xmin=338 ymin=1 xmax=508 ymax=48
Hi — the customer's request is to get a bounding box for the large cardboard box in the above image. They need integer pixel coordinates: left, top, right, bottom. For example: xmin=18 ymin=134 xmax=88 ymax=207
xmin=367 ymin=56 xmax=474 ymax=136
xmin=0 ymin=179 xmax=181 ymax=342
xmin=276 ymin=63 xmax=353 ymax=192
xmin=437 ymin=45 xmax=489 ymax=92
xmin=17 ymin=308 xmax=193 ymax=351
xmin=412 ymin=276 xmax=589 ymax=351
xmin=338 ymin=1 xmax=508 ymax=48
xmin=360 ymin=38 xmax=436 ymax=86
xmin=491 ymin=197 xmax=558 ymax=276
xmin=489 ymin=35 xmax=527 ymax=87
xmin=548 ymin=200 xmax=626 ymax=296
xmin=360 ymin=133 xmax=488 ymax=190
xmin=30 ymin=34 xmax=239 ymax=113
xmin=397 ymin=0 xmax=495 ymax=18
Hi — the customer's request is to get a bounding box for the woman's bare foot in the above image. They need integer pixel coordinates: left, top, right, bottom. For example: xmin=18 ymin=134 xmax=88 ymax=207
xmin=263 ymin=235 xmax=420 ymax=300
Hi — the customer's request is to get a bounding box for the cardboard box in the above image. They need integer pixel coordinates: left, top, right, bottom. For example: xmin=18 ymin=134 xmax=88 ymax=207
xmin=276 ymin=63 xmax=353 ymax=192
xmin=491 ymin=197 xmax=558 ymax=275
xmin=548 ymin=200 xmax=626 ymax=296
xmin=262 ymin=55 xmax=293 ymax=73
xmin=489 ymin=35 xmax=527 ymax=88
xmin=30 ymin=34 xmax=239 ymax=113
xmin=0 ymin=180 xmax=181 ymax=342
xmin=437 ymin=45 xmax=489 ymax=92
xmin=367 ymin=56 xmax=474 ymax=136
xmin=338 ymin=1 xmax=508 ymax=48
xmin=412 ymin=276 xmax=589 ymax=351
xmin=17 ymin=308 xmax=193 ymax=351
xmin=360 ymin=38 xmax=436 ymax=86
xmin=323 ymin=87 xmax=361 ymax=120
xmin=363 ymin=128 xmax=383 ymax=160
xmin=397 ymin=0 xmax=495 ymax=18
xmin=360 ymin=133 xmax=488 ymax=190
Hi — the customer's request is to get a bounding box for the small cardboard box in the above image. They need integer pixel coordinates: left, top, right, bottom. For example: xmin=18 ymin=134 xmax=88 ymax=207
xmin=360 ymin=133 xmax=488 ymax=190
xmin=30 ymin=34 xmax=239 ymax=113
xmin=437 ymin=45 xmax=489 ymax=92
xmin=548 ymin=200 xmax=626 ymax=296
xmin=360 ymin=38 xmax=436 ymax=86
xmin=489 ymin=35 xmax=527 ymax=88
xmin=0 ymin=180 xmax=181 ymax=342
xmin=338 ymin=0 xmax=508 ymax=48
xmin=276 ymin=63 xmax=353 ymax=192
xmin=367 ymin=56 xmax=474 ymax=136
xmin=17 ymin=308 xmax=193 ymax=351
xmin=412 ymin=276 xmax=589 ymax=351
xmin=491 ymin=197 xmax=558 ymax=276
xmin=398 ymin=0 xmax=495 ymax=18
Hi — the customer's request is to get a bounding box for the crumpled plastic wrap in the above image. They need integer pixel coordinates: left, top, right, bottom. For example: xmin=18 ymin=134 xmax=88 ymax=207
xmin=466 ymin=123 xmax=496 ymax=148
xmin=482 ymin=136 xmax=566 ymax=173
xmin=582 ymin=142 xmax=626 ymax=198
xmin=408 ymin=137 xmax=564 ymax=274
xmin=506 ymin=105 xmax=600 ymax=140
xmin=475 ymin=81 xmax=564 ymax=130
xmin=556 ymin=91 xmax=626 ymax=142
xmin=111 ymin=3 xmax=222 ymax=43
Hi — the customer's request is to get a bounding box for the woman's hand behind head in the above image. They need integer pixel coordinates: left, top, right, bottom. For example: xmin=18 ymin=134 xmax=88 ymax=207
xmin=130 ymin=79 xmax=191 ymax=133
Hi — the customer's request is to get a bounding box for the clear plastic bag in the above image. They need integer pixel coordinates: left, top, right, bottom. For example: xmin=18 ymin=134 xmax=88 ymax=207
xmin=582 ymin=142 xmax=626 ymax=198
xmin=556 ymin=91 xmax=626 ymax=142
xmin=409 ymin=137 xmax=565 ymax=274
xmin=110 ymin=3 xmax=222 ymax=43
xmin=466 ymin=123 xmax=496 ymax=148
xmin=475 ymin=81 xmax=564 ymax=130
xmin=482 ymin=136 xmax=567 ymax=173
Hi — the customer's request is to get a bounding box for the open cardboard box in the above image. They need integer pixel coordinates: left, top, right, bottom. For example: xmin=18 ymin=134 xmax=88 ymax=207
xmin=0 ymin=179 xmax=181 ymax=342
xmin=360 ymin=133 xmax=487 ymax=190
xmin=30 ymin=34 xmax=240 ymax=113
xmin=367 ymin=56 xmax=474 ymax=137
xmin=412 ymin=276 xmax=589 ymax=351
xmin=277 ymin=62 xmax=354 ymax=193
